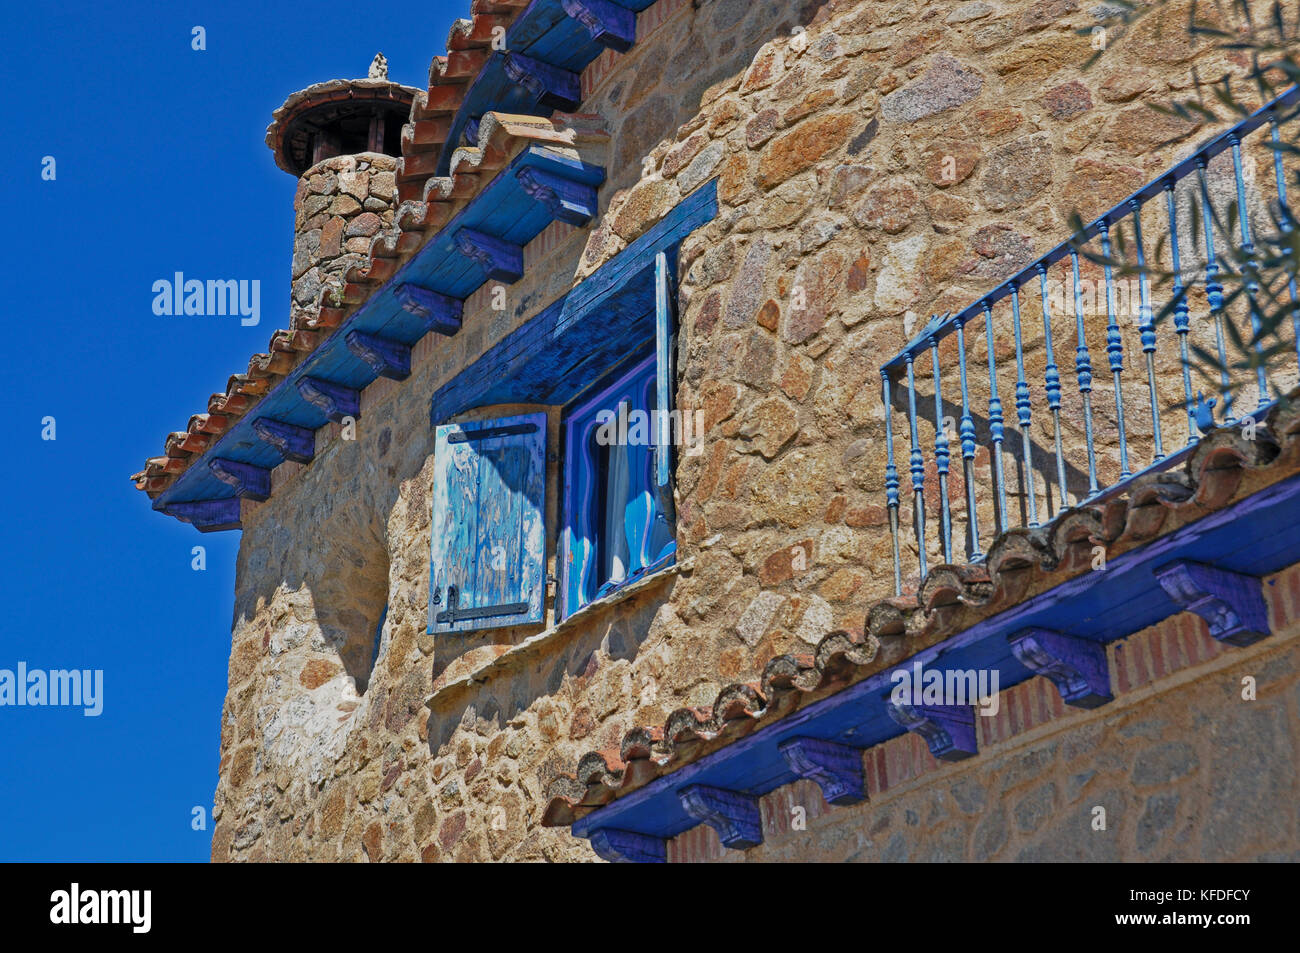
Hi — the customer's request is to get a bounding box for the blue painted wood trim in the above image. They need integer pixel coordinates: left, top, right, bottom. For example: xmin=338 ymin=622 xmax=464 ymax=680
xmin=561 ymin=0 xmax=636 ymax=52
xmin=1154 ymin=560 xmax=1271 ymax=646
xmin=1009 ymin=627 xmax=1112 ymax=708
xmin=151 ymin=144 xmax=604 ymax=521
xmin=297 ymin=377 xmax=360 ymax=422
xmin=778 ymin=737 xmax=866 ymax=805
xmin=432 ymin=0 xmax=658 ymax=177
xmin=430 ymin=179 xmax=718 ymax=424
xmin=163 ymin=498 xmax=242 ymax=533
xmin=885 ymin=701 xmax=978 ymax=761
xmin=208 ymin=459 xmax=271 ymax=502
xmin=251 ymin=417 xmax=316 ymax=464
xmin=654 ymin=250 xmax=675 ymax=492
xmin=588 ymin=828 xmax=666 ymax=863
xmin=428 ymin=412 xmax=548 ymax=635
xmin=345 ymin=330 xmax=412 ymax=381
xmin=454 ymin=227 xmax=524 ymax=284
xmin=571 ymin=470 xmax=1300 ymax=844
xmin=516 ymin=166 xmax=599 ymax=226
xmin=393 ymin=283 xmax=462 ymax=336
xmin=678 ymin=785 xmax=762 ymax=849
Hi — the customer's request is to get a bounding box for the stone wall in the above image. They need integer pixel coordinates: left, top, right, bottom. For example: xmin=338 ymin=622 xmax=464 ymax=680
xmin=210 ymin=0 xmax=1287 ymax=862
xmin=291 ymin=152 xmax=398 ymax=329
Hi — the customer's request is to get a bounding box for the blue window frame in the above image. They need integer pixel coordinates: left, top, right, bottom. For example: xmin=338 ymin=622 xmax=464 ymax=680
xmin=560 ymin=350 xmax=676 ymax=619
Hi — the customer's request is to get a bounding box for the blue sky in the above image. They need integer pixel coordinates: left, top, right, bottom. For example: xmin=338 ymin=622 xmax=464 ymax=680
xmin=1 ymin=0 xmax=460 ymax=861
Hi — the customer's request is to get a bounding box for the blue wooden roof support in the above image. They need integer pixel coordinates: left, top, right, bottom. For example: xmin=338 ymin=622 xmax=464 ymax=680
xmin=777 ymin=737 xmax=867 ymax=806
xmin=1009 ymin=627 xmax=1112 ymax=708
xmin=678 ymin=785 xmax=762 ymax=850
xmin=429 ymin=179 xmax=718 ymax=424
xmin=162 ymin=498 xmax=242 ymax=533
xmin=587 ymin=828 xmax=666 ymax=863
xmin=454 ymin=227 xmax=524 ymax=284
xmin=151 ymin=143 xmax=605 ymax=524
xmin=393 ymin=283 xmax=462 ymax=336
xmin=885 ymin=700 xmax=978 ymax=762
xmin=252 ymin=417 xmax=315 ymax=464
xmin=208 ymin=459 xmax=271 ymax=502
xmin=434 ymin=0 xmax=656 ymax=177
xmin=345 ymin=329 xmax=412 ymax=381
xmin=297 ymin=377 xmax=361 ymax=423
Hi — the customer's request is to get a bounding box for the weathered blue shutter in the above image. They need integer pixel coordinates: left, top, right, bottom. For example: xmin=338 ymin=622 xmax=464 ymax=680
xmin=428 ymin=412 xmax=547 ymax=634
xmin=654 ymin=251 xmax=676 ymax=492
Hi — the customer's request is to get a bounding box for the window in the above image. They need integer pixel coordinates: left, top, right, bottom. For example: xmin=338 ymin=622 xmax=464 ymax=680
xmin=426 ymin=413 xmax=547 ymax=634
xmin=426 ymin=251 xmax=681 ymax=633
xmin=560 ymin=351 xmax=676 ymax=618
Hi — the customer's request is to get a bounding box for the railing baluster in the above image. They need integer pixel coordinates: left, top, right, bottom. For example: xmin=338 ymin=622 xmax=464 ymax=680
xmin=1037 ymin=263 xmax=1068 ymax=512
xmin=882 ymin=370 xmax=902 ymax=596
xmin=1129 ymin=200 xmax=1164 ymax=461
xmin=1070 ymin=248 xmax=1100 ymax=495
xmin=1196 ymin=157 xmax=1233 ymax=425
xmin=1100 ymin=221 xmax=1132 ymax=478
xmin=955 ymin=315 xmax=981 ymax=559
xmin=1010 ymin=284 xmax=1038 ymax=527
xmin=1271 ymin=115 xmax=1300 ymax=372
xmin=1165 ymin=179 xmax=1197 ymax=446
xmin=930 ymin=333 xmax=953 ymax=565
xmin=1231 ymin=134 xmax=1269 ymax=411
xmin=983 ymin=301 xmax=1009 ymax=535
xmin=905 ymin=352 xmax=927 ymax=581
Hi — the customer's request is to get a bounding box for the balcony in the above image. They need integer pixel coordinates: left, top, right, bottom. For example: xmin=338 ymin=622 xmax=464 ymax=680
xmin=880 ymin=86 xmax=1300 ymax=594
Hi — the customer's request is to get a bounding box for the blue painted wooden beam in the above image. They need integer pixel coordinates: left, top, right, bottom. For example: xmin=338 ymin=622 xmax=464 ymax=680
xmin=345 ymin=329 xmax=412 ymax=381
xmin=454 ymin=227 xmax=524 ymax=284
xmin=163 ymin=498 xmax=242 ymax=533
xmin=517 ymin=166 xmax=598 ymax=225
xmin=778 ymin=737 xmax=866 ymax=805
xmin=252 ymin=417 xmax=315 ymax=464
xmin=678 ymin=785 xmax=762 ymax=849
xmin=885 ymin=701 xmax=978 ymax=761
xmin=502 ymin=51 xmax=581 ymax=112
xmin=561 ymin=0 xmax=636 ymax=52
xmin=393 ymin=283 xmax=462 ymax=336
xmin=1009 ymin=627 xmax=1113 ymax=708
xmin=587 ymin=828 xmax=666 ymax=863
xmin=1154 ymin=560 xmax=1271 ymax=646
xmin=296 ymin=377 xmax=360 ymax=422
xmin=431 ymin=180 xmax=718 ymax=424
xmin=207 ymin=458 xmax=271 ymax=502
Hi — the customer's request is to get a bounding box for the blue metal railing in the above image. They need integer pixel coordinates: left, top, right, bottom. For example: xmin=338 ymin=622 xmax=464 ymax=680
xmin=880 ymin=87 xmax=1300 ymax=595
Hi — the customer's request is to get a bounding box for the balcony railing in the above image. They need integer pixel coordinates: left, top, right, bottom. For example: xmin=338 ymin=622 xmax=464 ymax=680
xmin=880 ymin=86 xmax=1300 ymax=595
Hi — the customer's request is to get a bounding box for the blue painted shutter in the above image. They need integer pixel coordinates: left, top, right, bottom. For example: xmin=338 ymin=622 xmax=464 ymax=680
xmin=428 ymin=412 xmax=547 ymax=634
xmin=654 ymin=250 xmax=676 ymax=492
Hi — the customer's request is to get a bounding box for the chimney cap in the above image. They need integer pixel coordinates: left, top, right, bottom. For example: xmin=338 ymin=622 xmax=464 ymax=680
xmin=265 ymin=69 xmax=418 ymax=176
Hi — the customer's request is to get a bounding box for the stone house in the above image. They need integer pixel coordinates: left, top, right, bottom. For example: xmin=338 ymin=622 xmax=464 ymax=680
xmin=133 ymin=0 xmax=1300 ymax=862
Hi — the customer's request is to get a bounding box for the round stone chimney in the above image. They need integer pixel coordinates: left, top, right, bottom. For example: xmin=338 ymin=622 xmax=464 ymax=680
xmin=266 ymin=55 xmax=418 ymax=328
